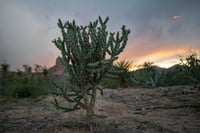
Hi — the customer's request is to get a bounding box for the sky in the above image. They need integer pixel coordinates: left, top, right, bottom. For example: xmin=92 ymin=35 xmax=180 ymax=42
xmin=0 ymin=0 xmax=200 ymax=70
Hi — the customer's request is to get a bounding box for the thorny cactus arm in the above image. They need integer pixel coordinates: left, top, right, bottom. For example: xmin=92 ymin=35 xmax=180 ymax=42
xmin=52 ymin=16 xmax=130 ymax=118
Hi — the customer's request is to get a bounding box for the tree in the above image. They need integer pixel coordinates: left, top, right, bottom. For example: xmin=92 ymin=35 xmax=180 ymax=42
xmin=23 ymin=64 xmax=32 ymax=75
xmin=180 ymin=52 xmax=200 ymax=83
xmin=34 ymin=64 xmax=43 ymax=73
xmin=42 ymin=66 xmax=48 ymax=77
xmin=52 ymin=16 xmax=130 ymax=119
xmin=0 ymin=60 xmax=10 ymax=95
xmin=142 ymin=61 xmax=155 ymax=72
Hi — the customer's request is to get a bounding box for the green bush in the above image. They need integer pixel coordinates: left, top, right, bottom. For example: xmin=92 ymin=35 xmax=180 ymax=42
xmin=101 ymin=78 xmax=119 ymax=89
xmin=164 ymin=71 xmax=195 ymax=86
xmin=29 ymin=77 xmax=49 ymax=98
xmin=5 ymin=74 xmax=49 ymax=98
xmin=132 ymin=69 xmax=149 ymax=86
xmin=0 ymin=63 xmax=49 ymax=98
xmin=10 ymin=84 xmax=31 ymax=98
xmin=180 ymin=52 xmax=200 ymax=83
xmin=146 ymin=73 xmax=162 ymax=88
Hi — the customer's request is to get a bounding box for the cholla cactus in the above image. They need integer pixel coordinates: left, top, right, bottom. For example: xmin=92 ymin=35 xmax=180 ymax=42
xmin=52 ymin=16 xmax=130 ymax=119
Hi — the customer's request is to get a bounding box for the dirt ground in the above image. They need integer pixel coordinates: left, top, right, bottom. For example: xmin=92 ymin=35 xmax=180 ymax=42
xmin=0 ymin=86 xmax=200 ymax=133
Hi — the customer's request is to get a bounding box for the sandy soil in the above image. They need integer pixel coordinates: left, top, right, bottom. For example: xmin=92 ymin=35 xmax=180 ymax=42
xmin=0 ymin=86 xmax=200 ymax=133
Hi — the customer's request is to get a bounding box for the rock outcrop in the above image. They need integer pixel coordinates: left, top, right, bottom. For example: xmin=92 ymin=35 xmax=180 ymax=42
xmin=49 ymin=57 xmax=64 ymax=75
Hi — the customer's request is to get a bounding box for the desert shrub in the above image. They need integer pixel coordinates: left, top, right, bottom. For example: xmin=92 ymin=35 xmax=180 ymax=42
xmin=132 ymin=69 xmax=147 ymax=86
xmin=160 ymin=52 xmax=200 ymax=86
xmin=180 ymin=52 xmax=200 ymax=83
xmin=9 ymin=77 xmax=48 ymax=98
xmin=30 ymin=77 xmax=49 ymax=97
xmin=3 ymin=68 xmax=49 ymax=98
xmin=101 ymin=78 xmax=119 ymax=89
xmin=145 ymin=73 xmax=164 ymax=88
xmin=10 ymin=83 xmax=31 ymax=98
xmin=132 ymin=62 xmax=154 ymax=86
xmin=0 ymin=63 xmax=49 ymax=98
xmin=173 ymin=71 xmax=195 ymax=85
xmin=164 ymin=71 xmax=195 ymax=86
xmin=132 ymin=62 xmax=165 ymax=88
xmin=102 ymin=59 xmax=135 ymax=89
xmin=113 ymin=59 xmax=135 ymax=88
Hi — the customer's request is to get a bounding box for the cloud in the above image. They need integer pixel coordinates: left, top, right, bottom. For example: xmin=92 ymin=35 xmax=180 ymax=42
xmin=0 ymin=1 xmax=59 ymax=70
xmin=172 ymin=16 xmax=182 ymax=20
xmin=1 ymin=0 xmax=200 ymax=70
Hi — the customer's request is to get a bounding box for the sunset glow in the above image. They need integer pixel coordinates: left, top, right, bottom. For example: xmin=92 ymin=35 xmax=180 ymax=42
xmin=156 ymin=60 xmax=178 ymax=68
xmin=124 ymin=48 xmax=200 ymax=70
xmin=140 ymin=48 xmax=190 ymax=61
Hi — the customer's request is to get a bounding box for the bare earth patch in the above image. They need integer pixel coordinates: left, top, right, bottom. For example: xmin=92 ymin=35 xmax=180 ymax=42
xmin=0 ymin=86 xmax=200 ymax=133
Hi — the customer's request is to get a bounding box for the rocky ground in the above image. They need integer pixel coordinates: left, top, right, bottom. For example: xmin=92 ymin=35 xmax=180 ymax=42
xmin=0 ymin=86 xmax=200 ymax=133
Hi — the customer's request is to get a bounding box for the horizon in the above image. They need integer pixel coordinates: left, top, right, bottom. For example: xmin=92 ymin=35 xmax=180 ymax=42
xmin=2 ymin=53 xmax=196 ymax=72
xmin=1 ymin=0 xmax=200 ymax=71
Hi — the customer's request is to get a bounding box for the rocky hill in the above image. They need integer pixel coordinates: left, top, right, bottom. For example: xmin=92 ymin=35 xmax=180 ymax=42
xmin=49 ymin=57 xmax=64 ymax=76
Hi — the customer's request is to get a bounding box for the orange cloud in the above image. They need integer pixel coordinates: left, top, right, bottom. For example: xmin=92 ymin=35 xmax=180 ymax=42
xmin=143 ymin=49 xmax=188 ymax=59
xmin=172 ymin=15 xmax=182 ymax=20
xmin=140 ymin=48 xmax=188 ymax=59
xmin=119 ymin=38 xmax=200 ymax=69
xmin=143 ymin=48 xmax=200 ymax=67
